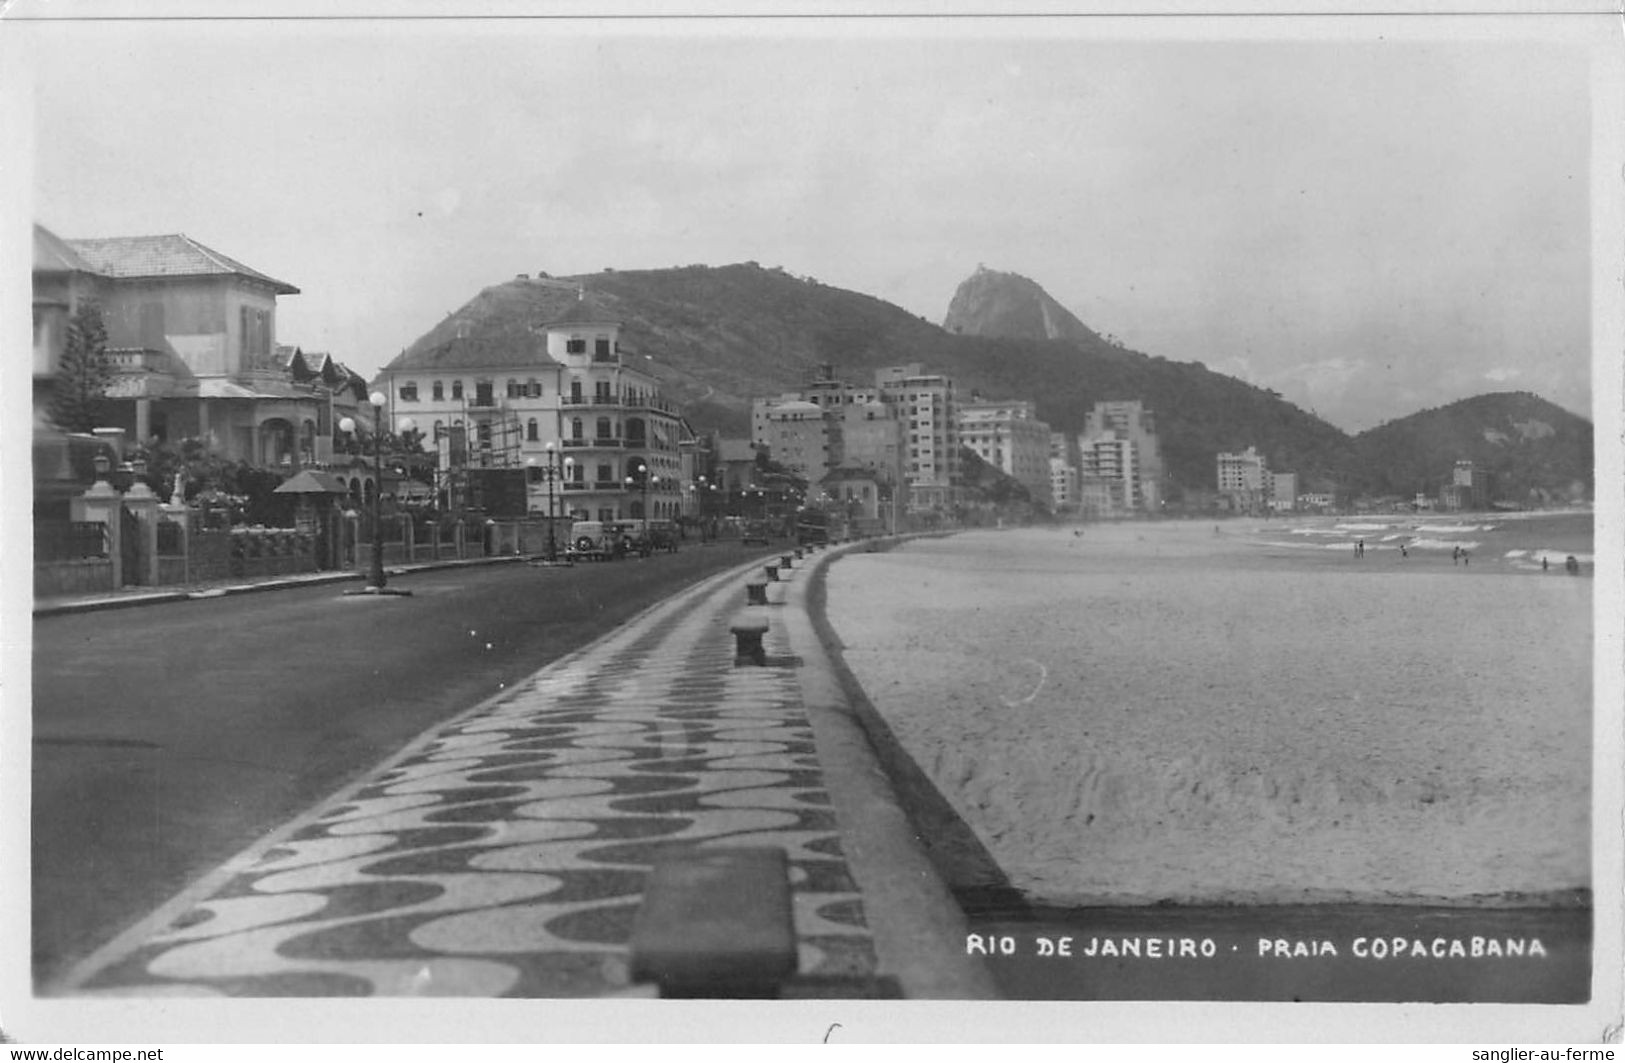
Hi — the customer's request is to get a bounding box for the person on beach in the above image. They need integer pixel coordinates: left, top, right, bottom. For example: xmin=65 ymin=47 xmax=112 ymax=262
xmin=1401 ymin=544 xmax=1408 ymax=559
xmin=1463 ymin=550 xmax=1470 ymax=566
xmin=1566 ymin=555 xmax=1580 ymax=575
xmin=1453 ymin=545 xmax=1460 ymax=565
xmin=1543 ymin=556 xmax=1549 ymax=572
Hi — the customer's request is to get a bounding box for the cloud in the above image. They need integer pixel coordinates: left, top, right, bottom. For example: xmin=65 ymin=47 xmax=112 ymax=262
xmin=1484 ymin=367 xmax=1523 ymax=383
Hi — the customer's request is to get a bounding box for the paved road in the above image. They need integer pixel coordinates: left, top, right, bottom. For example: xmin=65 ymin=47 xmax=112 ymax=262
xmin=31 ymin=544 xmax=787 ymax=986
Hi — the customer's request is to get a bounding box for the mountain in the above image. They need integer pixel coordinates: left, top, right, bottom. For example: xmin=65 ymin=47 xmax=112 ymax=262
xmin=1349 ymin=393 xmax=1593 ymax=504
xmin=942 ymin=266 xmax=1102 ymax=344
xmin=392 ymin=263 xmax=1591 ymax=501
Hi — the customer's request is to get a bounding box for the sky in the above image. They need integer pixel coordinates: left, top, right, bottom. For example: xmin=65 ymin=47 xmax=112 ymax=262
xmin=10 ymin=9 xmax=1612 ymax=432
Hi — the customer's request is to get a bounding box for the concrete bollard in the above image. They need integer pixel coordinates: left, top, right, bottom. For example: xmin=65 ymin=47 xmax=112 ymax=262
xmin=745 ymin=579 xmax=769 ymax=606
xmin=764 ymin=564 xmax=779 ymax=582
xmin=730 ymin=611 xmax=770 ymax=666
xmin=780 ymin=554 xmax=794 ymax=570
xmin=628 ymin=847 xmax=797 ymax=997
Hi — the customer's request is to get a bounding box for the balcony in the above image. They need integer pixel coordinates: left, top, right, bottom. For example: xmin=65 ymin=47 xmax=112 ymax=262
xmin=622 ymin=395 xmax=680 ymax=415
xmin=105 ymin=347 xmax=169 ymax=371
xmin=561 ymin=395 xmax=622 ymax=408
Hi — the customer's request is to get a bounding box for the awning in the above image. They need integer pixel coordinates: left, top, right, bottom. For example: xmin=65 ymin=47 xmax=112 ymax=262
xmin=192 ymin=378 xmax=311 ymax=400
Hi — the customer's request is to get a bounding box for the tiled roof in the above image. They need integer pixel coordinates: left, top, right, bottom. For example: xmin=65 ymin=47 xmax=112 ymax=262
xmin=33 ymin=224 xmax=97 ymax=273
xmin=65 ymin=233 xmax=299 ymax=294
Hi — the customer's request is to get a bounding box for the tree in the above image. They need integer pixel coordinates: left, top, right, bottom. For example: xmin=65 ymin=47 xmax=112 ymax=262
xmin=49 ymin=300 xmax=111 ymax=433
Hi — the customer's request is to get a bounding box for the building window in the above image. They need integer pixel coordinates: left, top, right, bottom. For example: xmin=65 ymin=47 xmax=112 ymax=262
xmin=433 ymin=419 xmax=445 ymax=438
xmin=596 ymin=463 xmax=612 ymax=484
xmin=507 ymin=379 xmax=520 ymax=398
xmin=399 ymin=382 xmax=419 ymax=402
xmin=451 ymin=380 xmax=464 ymax=400
xmin=474 ymin=380 xmax=494 ymax=406
xmin=595 ymin=417 xmax=613 ymax=439
xmin=571 ymin=418 xmax=584 ymax=440
xmin=594 ymin=337 xmax=612 ymax=360
xmin=239 ymin=305 xmax=270 ymax=365
xmin=527 ymin=378 xmax=542 ymax=398
xmin=527 ymin=418 xmax=539 ymax=442
xmin=566 ymin=337 xmax=586 ymax=354
xmin=432 ymin=380 xmax=444 ymax=401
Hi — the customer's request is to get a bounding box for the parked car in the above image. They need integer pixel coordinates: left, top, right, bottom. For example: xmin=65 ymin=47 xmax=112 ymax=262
xmin=568 ymin=520 xmax=631 ymax=561
xmin=741 ymin=520 xmax=773 ymax=546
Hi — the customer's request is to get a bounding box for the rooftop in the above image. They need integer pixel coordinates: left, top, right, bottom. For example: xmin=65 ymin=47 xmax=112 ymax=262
xmin=33 ymin=224 xmax=97 ymax=274
xmin=62 ymin=232 xmax=300 ymax=294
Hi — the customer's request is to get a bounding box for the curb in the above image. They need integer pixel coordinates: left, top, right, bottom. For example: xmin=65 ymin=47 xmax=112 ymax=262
xmin=787 ymin=539 xmax=1001 ymax=1000
xmin=32 ymin=554 xmax=532 ymax=618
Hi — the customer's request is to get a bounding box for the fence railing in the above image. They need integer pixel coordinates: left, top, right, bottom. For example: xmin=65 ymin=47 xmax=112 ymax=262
xmin=35 ymin=520 xmax=109 ymax=561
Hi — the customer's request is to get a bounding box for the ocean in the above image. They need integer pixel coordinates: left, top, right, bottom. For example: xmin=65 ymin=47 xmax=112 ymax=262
xmin=1247 ymin=508 xmax=1594 ymax=571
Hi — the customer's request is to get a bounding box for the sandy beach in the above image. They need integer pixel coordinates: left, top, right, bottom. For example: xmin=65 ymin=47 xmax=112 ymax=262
xmin=824 ymin=521 xmax=1592 ymax=907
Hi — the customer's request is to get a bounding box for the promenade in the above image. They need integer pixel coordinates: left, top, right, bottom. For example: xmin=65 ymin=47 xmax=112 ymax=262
xmin=39 ymin=541 xmax=994 ymax=1002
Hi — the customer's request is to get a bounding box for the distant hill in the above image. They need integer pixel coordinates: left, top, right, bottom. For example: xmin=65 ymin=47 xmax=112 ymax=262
xmin=391 ymin=263 xmax=1591 ymax=501
xmin=1349 ymin=392 xmax=1593 ymax=504
xmin=942 ymin=266 xmax=1101 ymax=344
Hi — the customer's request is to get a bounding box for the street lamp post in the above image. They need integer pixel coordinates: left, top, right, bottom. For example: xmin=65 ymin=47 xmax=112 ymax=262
xmin=545 ymin=442 xmax=559 ymax=562
xmin=339 ymin=392 xmax=413 ymax=597
xmin=626 ymin=459 xmax=651 ymax=521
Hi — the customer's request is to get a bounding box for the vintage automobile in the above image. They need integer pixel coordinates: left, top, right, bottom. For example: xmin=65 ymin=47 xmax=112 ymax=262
xmin=567 ymin=520 xmax=633 ymax=561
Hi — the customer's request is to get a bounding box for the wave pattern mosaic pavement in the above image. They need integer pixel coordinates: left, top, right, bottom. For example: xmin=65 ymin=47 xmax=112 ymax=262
xmin=68 ymin=565 xmax=878 ymax=997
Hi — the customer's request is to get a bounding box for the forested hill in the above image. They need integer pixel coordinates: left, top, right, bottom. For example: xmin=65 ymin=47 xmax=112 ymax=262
xmin=1349 ymin=392 xmax=1593 ymax=504
xmin=393 ymin=263 xmax=1589 ymax=499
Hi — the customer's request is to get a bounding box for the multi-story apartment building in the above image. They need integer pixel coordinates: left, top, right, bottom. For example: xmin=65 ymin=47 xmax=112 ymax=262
xmin=1441 ymin=460 xmax=1494 ymax=511
xmin=1269 ymin=471 xmax=1299 ymax=512
xmin=1049 ymin=431 xmax=1080 ymax=513
xmin=1217 ymin=445 xmax=1270 ymax=510
xmin=756 ymin=400 xmax=829 ymax=482
xmin=1079 ymin=433 xmax=1139 ymax=514
xmin=838 ymin=399 xmax=904 ymax=490
xmin=32 ymin=224 xmax=357 ymax=470
xmin=376 ymin=290 xmax=684 ymax=522
xmin=751 ymin=365 xmax=904 ymax=503
xmin=1081 ymin=400 xmax=1163 ymax=511
xmin=875 ymin=363 xmax=959 ymax=512
xmin=1050 ymin=457 xmax=1078 ymax=512
xmin=958 ymin=397 xmax=1054 ymax=507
